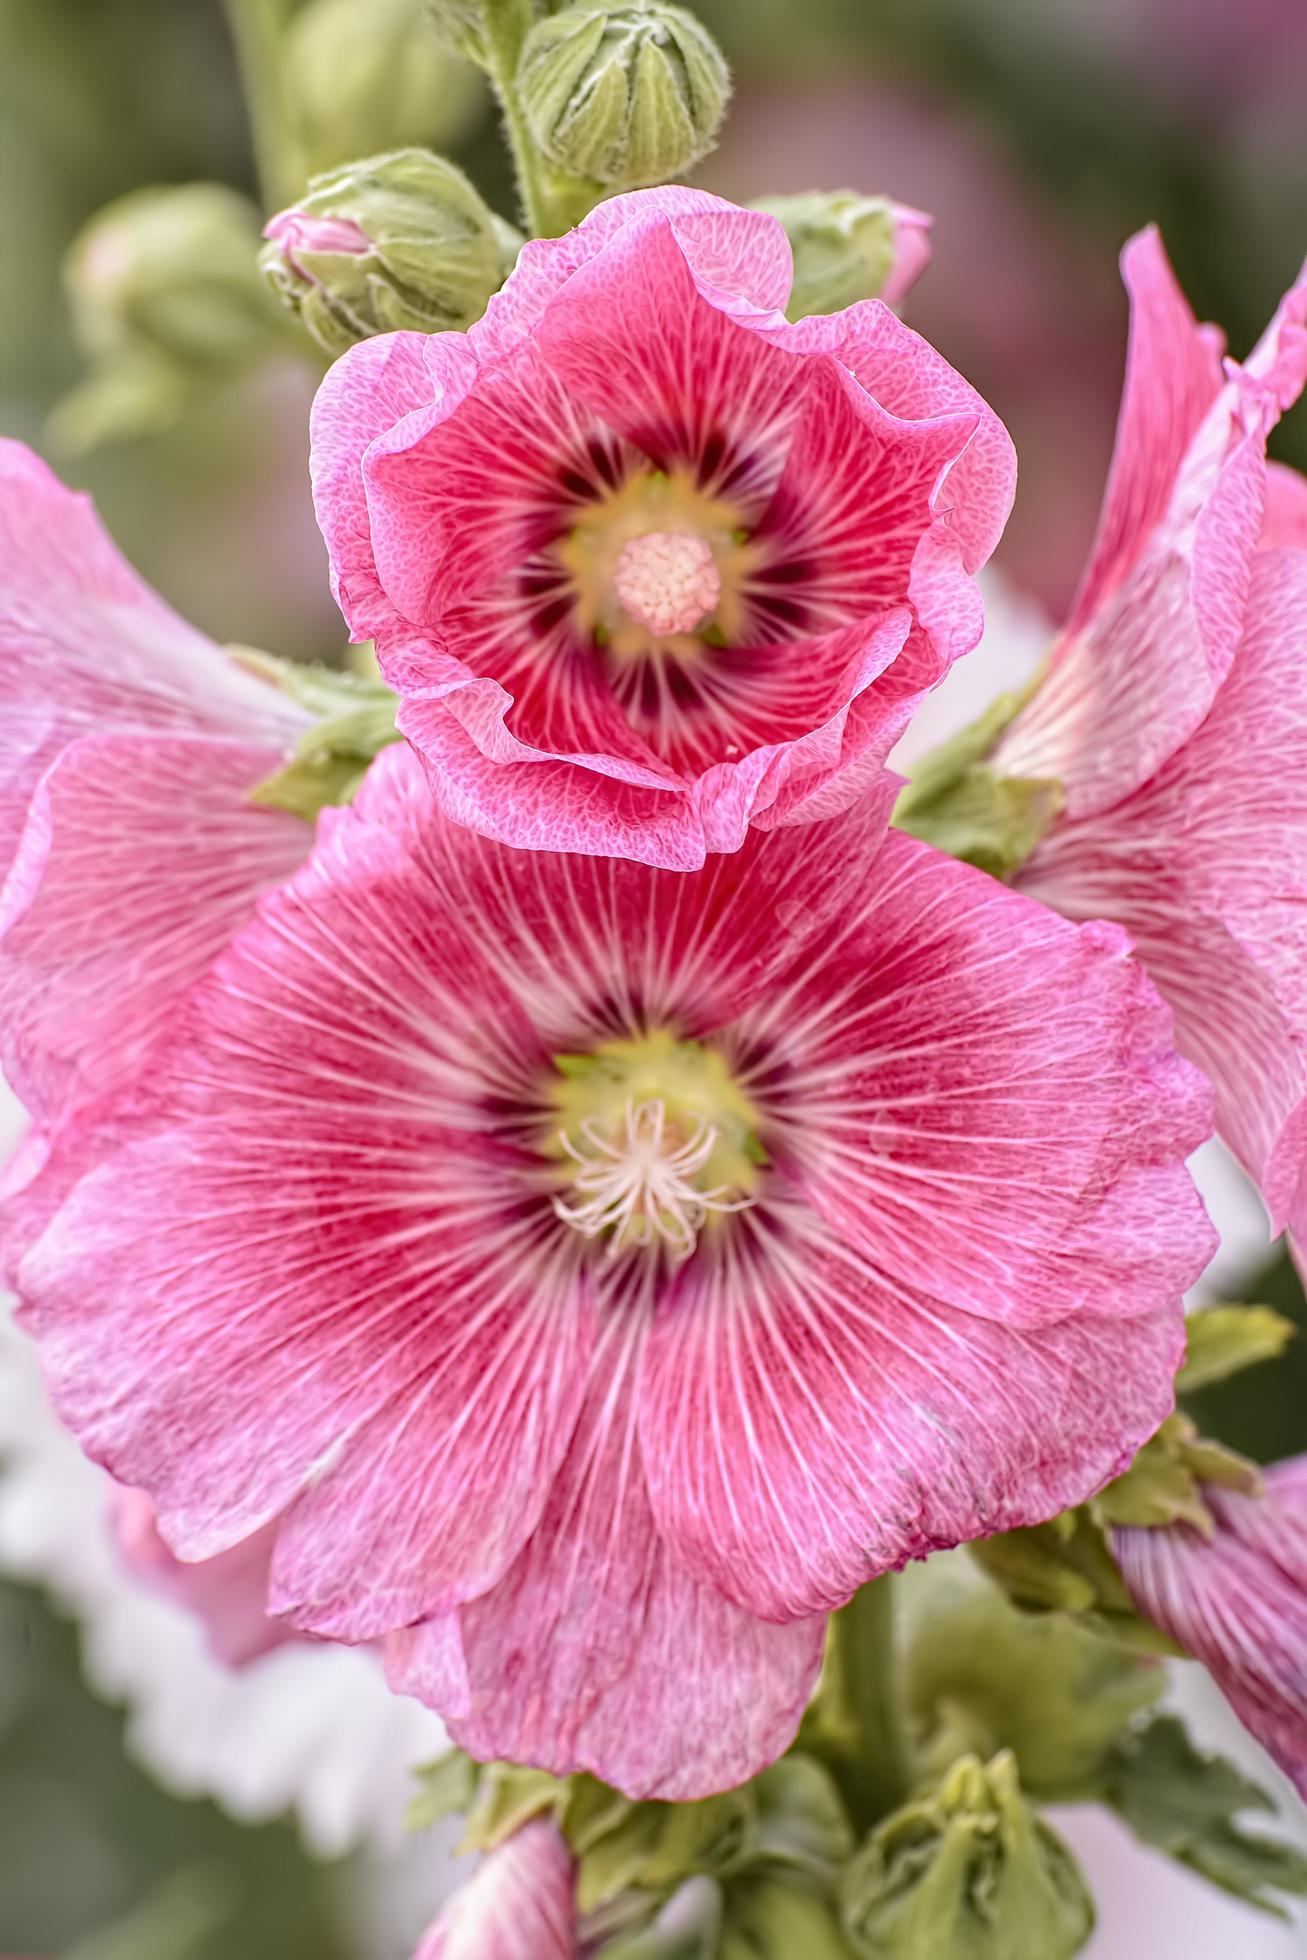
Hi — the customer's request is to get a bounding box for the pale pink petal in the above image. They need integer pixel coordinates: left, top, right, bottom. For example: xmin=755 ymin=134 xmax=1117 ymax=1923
xmin=641 ymin=1206 xmax=1185 ymax=1621
xmin=995 ymin=252 xmax=1307 ymax=815
xmin=1019 ymin=549 xmax=1307 ymax=1233
xmin=392 ymin=1321 xmax=825 ymax=1801
xmin=411 ymin=1821 xmax=577 ymax=1960
xmin=880 ymin=203 xmax=934 ymax=309
xmin=0 ymin=440 xmax=303 ymax=873
xmin=0 ymin=733 xmax=307 ymax=1124
xmin=110 ymin=1489 xmax=291 ymax=1669
xmin=1261 ymin=461 xmax=1307 ymax=551
xmin=746 ymin=830 xmax=1213 ymax=1331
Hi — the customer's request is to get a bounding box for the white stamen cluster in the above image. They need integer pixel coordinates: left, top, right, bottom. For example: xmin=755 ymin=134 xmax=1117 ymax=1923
xmin=612 ymin=529 xmax=722 ymax=638
xmin=553 ymin=1097 xmax=751 ymax=1258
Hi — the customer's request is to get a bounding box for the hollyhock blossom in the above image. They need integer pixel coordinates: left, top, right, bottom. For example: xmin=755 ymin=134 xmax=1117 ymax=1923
xmin=310 ymin=185 xmax=1015 ymax=869
xmin=20 ymin=745 xmax=1213 ymax=1797
xmin=1113 ymin=1457 xmax=1307 ymax=1799
xmin=411 ymin=1821 xmax=576 ymax=1959
xmin=0 ymin=440 xmax=310 ymax=1149
xmin=993 ymin=233 xmax=1307 ymax=1231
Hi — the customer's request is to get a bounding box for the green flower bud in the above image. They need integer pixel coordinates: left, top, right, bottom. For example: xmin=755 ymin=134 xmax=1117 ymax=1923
xmin=840 ymin=1753 xmax=1094 ymax=1960
xmin=65 ymin=185 xmax=277 ymax=374
xmin=260 ymin=148 xmax=520 ymax=355
xmin=518 ymin=4 xmax=731 ymax=189
xmin=753 ymin=192 xmax=932 ymax=322
xmin=288 ymin=0 xmax=484 ymax=176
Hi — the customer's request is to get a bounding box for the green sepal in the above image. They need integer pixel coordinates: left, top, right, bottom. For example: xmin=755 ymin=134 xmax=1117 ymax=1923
xmin=564 ymin=1772 xmax=636 ymax=1853
xmin=968 ymin=1510 xmax=1175 ymax=1653
xmin=407 ymin=1749 xmax=478 ymax=1832
xmin=1095 ymin=1414 xmax=1260 ymax=1534
xmin=892 ymin=679 xmax=1059 ymax=880
xmin=1178 ymin=1304 xmax=1296 ymax=1395
xmin=907 ymin=1583 xmax=1162 ymax=1804
xmin=722 ymin=1878 xmax=855 ymax=1960
xmin=576 ymin=1790 xmax=756 ymax=1914
xmin=234 ymin=647 xmax=401 ymax=820
xmin=839 ymin=1752 xmax=1094 ymax=1960
xmin=750 ymin=1756 xmax=856 ymax=1882
xmin=460 ymin=1762 xmax=568 ymax=1852
xmin=1102 ymin=1716 xmax=1307 ymax=1915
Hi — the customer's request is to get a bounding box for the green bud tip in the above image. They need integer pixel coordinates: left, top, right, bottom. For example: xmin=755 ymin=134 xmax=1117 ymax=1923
xmin=754 ymin=191 xmax=933 ymax=322
xmin=518 ymin=3 xmax=731 ymax=190
xmin=260 ymin=147 xmax=521 ymax=356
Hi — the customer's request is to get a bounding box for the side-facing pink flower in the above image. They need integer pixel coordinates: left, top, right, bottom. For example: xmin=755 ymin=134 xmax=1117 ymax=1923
xmin=311 ymin=186 xmax=1015 ymax=869
xmin=993 ymin=234 xmax=1307 ymax=1232
xmin=0 ymin=442 xmax=310 ymax=1239
xmin=412 ymin=1821 xmax=577 ymax=1959
xmin=20 ymin=746 xmax=1212 ymax=1797
xmin=1113 ymin=1456 xmax=1307 ymax=1799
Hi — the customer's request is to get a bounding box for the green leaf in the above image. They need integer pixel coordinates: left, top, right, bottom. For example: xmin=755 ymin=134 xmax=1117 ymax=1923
xmin=1179 ymin=1305 xmax=1296 ymax=1394
xmin=407 ymin=1750 xmax=477 ymax=1833
xmin=460 ymin=1763 xmax=567 ymax=1852
xmin=892 ymin=676 xmax=1060 ymax=880
xmin=1103 ymin=1716 xmax=1307 ymax=1914
xmin=907 ymin=1583 xmax=1163 ymax=1803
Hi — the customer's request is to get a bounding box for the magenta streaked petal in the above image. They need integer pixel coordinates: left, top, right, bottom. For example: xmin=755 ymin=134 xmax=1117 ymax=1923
xmin=411 ymin=1820 xmax=578 ymax=1960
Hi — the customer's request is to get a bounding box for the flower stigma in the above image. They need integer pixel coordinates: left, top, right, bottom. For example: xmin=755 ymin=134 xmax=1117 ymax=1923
xmin=545 ymin=1029 xmax=763 ymax=1260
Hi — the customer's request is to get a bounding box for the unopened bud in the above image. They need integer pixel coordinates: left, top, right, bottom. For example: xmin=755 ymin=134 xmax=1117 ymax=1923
xmin=261 ymin=148 xmax=520 ymax=354
xmin=755 ymin=191 xmax=932 ymax=321
xmin=841 ymin=1753 xmax=1094 ymax=1960
xmin=518 ymin=4 xmax=731 ymax=189
xmin=65 ymin=184 xmax=276 ymax=372
xmin=288 ymin=0 xmax=483 ymax=175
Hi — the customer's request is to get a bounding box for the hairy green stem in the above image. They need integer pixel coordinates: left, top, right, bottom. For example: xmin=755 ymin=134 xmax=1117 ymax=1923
xmin=224 ymin=0 xmax=304 ymax=210
xmin=813 ymin=1576 xmax=914 ymax=1836
xmin=479 ymin=0 xmax=555 ymax=236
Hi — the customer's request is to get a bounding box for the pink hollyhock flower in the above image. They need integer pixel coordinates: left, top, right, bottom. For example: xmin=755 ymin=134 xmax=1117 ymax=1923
xmin=18 ymin=746 xmax=1213 ymax=1797
xmin=412 ymin=1820 xmax=576 ymax=1959
xmin=109 ymin=1489 xmax=293 ymax=1669
xmin=994 ymin=234 xmax=1307 ymax=1232
xmin=1113 ymin=1456 xmax=1307 ymax=1799
xmin=0 ymin=442 xmax=310 ymax=1227
xmin=310 ymin=186 xmax=1015 ymax=869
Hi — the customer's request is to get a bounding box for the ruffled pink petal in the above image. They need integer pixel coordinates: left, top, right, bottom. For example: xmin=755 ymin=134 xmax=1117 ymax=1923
xmin=641 ymin=1210 xmax=1184 ymax=1622
xmin=473 ymin=187 xmax=793 ymax=361
xmin=0 ymin=732 xmax=307 ymax=1126
xmin=995 ymin=250 xmax=1307 ymax=816
xmin=110 ymin=1489 xmax=292 ymax=1669
xmin=880 ymin=203 xmax=933 ymax=309
xmin=390 ymin=1321 xmax=825 ymax=1800
xmin=776 ymin=302 xmax=1016 ymax=576
xmin=0 ymin=440 xmax=303 ymax=874
xmin=1019 ymin=549 xmax=1307 ymax=1233
xmin=749 ymin=829 xmax=1213 ymax=1332
xmin=310 ymin=330 xmax=473 ymax=643
xmin=1261 ymin=461 xmax=1307 ymax=551
xmin=19 ymin=797 xmax=594 ymax=1630
xmin=411 ymin=1821 xmax=578 ymax=1960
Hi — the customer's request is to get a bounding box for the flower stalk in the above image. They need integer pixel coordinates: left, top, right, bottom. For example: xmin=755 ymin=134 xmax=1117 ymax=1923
xmin=807 ymin=1576 xmax=914 ymax=1837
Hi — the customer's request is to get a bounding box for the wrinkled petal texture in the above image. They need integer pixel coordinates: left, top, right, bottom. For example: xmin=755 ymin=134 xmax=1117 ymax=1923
xmin=22 ymin=749 xmax=1208 ymax=1793
xmin=412 ymin=1821 xmax=577 ymax=1960
xmin=1114 ymin=1466 xmax=1307 ymax=1799
xmin=1019 ymin=550 xmax=1307 ymax=1235
xmin=311 ymin=188 xmax=1014 ymax=866
xmin=996 ymin=234 xmax=1307 ymax=816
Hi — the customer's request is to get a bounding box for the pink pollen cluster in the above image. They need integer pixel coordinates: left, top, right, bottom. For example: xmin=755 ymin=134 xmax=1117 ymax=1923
xmin=613 ymin=529 xmax=721 ymax=639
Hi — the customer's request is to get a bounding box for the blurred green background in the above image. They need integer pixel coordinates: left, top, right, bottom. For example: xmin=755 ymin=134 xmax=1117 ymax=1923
xmin=0 ymin=1 xmax=1304 ymax=1953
